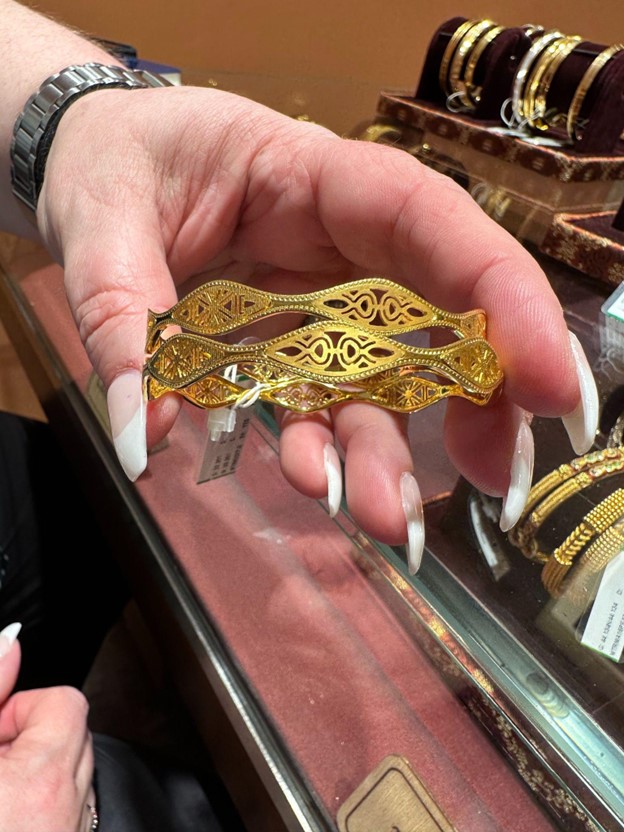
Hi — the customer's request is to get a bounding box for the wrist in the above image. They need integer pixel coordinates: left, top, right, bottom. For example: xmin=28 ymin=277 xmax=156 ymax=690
xmin=10 ymin=63 xmax=171 ymax=217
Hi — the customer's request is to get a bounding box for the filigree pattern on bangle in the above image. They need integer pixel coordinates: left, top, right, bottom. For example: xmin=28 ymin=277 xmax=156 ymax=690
xmin=145 ymin=278 xmax=486 ymax=351
xmin=145 ymin=364 xmax=493 ymax=414
xmin=145 ymin=326 xmax=501 ymax=391
xmin=143 ymin=278 xmax=503 ymax=415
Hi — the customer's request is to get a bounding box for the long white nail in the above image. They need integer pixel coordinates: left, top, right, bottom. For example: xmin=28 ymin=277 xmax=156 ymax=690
xmin=400 ymin=472 xmax=425 ymax=575
xmin=561 ymin=331 xmax=599 ymax=455
xmin=107 ymin=369 xmax=147 ymax=482
xmin=500 ymin=412 xmax=534 ymax=532
xmin=323 ymin=443 xmax=342 ymax=518
xmin=0 ymin=622 xmax=22 ymax=659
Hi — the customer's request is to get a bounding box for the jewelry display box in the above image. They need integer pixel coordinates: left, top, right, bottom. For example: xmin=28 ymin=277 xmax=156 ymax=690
xmin=353 ymin=16 xmax=624 ymax=286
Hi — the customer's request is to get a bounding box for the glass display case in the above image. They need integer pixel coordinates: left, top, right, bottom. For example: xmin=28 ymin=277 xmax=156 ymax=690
xmin=1 ymin=220 xmax=622 ymax=832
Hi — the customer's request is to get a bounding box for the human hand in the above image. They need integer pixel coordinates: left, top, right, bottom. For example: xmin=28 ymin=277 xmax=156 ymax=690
xmin=37 ymin=85 xmax=597 ymax=568
xmin=0 ymin=623 xmax=95 ymax=832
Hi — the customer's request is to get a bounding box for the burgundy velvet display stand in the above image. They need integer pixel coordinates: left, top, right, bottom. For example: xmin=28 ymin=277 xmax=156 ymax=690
xmin=368 ymin=18 xmax=624 ymax=286
xmin=417 ymin=17 xmax=624 ymax=154
xmin=415 ymin=17 xmax=531 ymax=122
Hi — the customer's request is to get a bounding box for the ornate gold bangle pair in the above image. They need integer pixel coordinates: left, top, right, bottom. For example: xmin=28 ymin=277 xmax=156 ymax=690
xmin=142 ymin=278 xmax=503 ymax=416
xmin=507 ymin=446 xmax=624 ymax=596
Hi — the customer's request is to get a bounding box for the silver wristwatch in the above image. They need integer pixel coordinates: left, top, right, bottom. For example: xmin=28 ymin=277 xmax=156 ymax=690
xmin=10 ymin=62 xmax=171 ymax=212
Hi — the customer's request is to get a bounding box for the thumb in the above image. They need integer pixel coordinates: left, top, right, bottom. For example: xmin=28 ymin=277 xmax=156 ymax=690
xmin=0 ymin=623 xmax=22 ymax=703
xmin=61 ymin=221 xmax=181 ymax=481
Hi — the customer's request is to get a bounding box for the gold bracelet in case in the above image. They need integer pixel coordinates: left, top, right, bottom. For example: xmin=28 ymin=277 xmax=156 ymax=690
xmin=540 ymin=489 xmax=624 ymax=595
xmin=508 ymin=446 xmax=624 ymax=562
xmin=10 ymin=62 xmax=171 ymax=212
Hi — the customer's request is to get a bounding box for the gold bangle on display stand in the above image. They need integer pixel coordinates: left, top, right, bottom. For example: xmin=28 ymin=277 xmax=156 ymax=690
xmin=438 ymin=19 xmax=482 ymax=95
xmin=508 ymin=446 xmax=624 ymax=561
xmin=546 ymin=517 xmax=624 ymax=599
xmin=540 ymin=489 xmax=624 ymax=596
xmin=448 ymin=19 xmax=497 ymax=100
xmin=461 ymin=25 xmax=505 ymax=107
xmin=511 ymin=30 xmax=565 ymax=122
xmin=524 ymin=35 xmax=581 ymax=130
xmin=566 ymin=43 xmax=624 ymax=140
xmin=521 ymin=24 xmax=545 ymax=40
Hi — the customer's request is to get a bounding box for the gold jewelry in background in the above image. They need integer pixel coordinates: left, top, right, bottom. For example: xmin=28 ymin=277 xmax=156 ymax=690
xmin=524 ymin=35 xmax=581 ymax=130
xmin=439 ymin=19 xmax=483 ymax=95
xmin=540 ymin=489 xmax=624 ymax=595
xmin=511 ymin=30 xmax=565 ymax=122
xmin=461 ymin=25 xmax=505 ymax=107
xmin=566 ymin=43 xmax=624 ymax=140
xmin=448 ymin=19 xmax=497 ymax=100
xmin=548 ymin=517 xmax=624 ymax=599
xmin=508 ymin=447 xmax=624 ymax=562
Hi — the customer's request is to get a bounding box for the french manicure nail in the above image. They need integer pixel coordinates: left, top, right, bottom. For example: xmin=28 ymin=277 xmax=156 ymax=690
xmin=400 ymin=472 xmax=425 ymax=575
xmin=107 ymin=369 xmax=147 ymax=482
xmin=562 ymin=331 xmax=599 ymax=455
xmin=0 ymin=622 xmax=22 ymax=659
xmin=500 ymin=413 xmax=534 ymax=532
xmin=323 ymin=443 xmax=342 ymax=518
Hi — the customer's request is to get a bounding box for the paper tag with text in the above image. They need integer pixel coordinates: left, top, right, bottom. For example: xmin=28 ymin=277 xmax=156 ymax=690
xmin=581 ymin=550 xmax=624 ymax=662
xmin=197 ymin=408 xmax=252 ymax=482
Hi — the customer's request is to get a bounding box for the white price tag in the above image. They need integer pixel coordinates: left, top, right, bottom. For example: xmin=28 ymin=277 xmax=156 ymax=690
xmin=602 ymin=281 xmax=624 ymax=324
xmin=197 ymin=409 xmax=252 ymax=482
xmin=581 ymin=550 xmax=624 ymax=661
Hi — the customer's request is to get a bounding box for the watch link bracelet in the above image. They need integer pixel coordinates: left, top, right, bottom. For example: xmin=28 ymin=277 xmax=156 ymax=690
xmin=10 ymin=62 xmax=171 ymax=213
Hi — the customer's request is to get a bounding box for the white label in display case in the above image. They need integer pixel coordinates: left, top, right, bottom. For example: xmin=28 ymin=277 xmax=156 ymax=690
xmin=602 ymin=281 xmax=624 ymax=325
xmin=581 ymin=550 xmax=624 ymax=661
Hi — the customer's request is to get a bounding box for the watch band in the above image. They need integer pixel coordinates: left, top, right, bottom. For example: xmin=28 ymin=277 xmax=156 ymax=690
xmin=10 ymin=62 xmax=171 ymax=212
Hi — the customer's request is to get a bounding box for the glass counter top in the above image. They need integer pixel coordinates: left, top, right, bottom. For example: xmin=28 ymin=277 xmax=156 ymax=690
xmin=0 ymin=230 xmax=620 ymax=832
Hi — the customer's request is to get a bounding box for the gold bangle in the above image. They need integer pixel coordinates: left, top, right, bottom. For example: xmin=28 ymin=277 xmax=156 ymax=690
xmin=544 ymin=517 xmax=624 ymax=598
xmin=438 ymin=19 xmax=482 ymax=95
xmin=566 ymin=43 xmax=624 ymax=141
xmin=525 ymin=35 xmax=582 ymax=130
xmin=461 ymin=25 xmax=505 ymax=107
xmin=521 ymin=25 xmax=545 ymax=40
xmin=145 ymin=277 xmax=487 ymax=351
xmin=145 ymin=362 xmax=497 ymax=414
xmin=540 ymin=489 xmax=624 ymax=595
xmin=522 ymin=36 xmax=568 ymax=123
xmin=448 ymin=20 xmax=497 ymax=100
xmin=143 ymin=278 xmax=503 ymax=415
xmin=512 ymin=30 xmax=565 ymax=122
xmin=508 ymin=446 xmax=624 ymax=561
xmin=145 ymin=325 xmax=501 ymax=391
